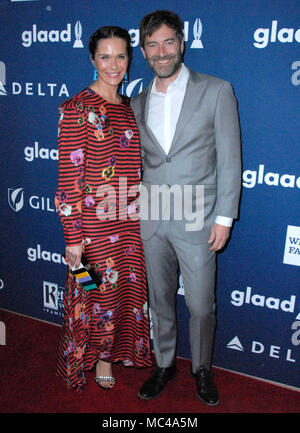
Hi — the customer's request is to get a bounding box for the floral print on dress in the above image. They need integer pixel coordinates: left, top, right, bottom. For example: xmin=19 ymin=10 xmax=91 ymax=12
xmin=133 ymin=302 xmax=148 ymax=321
xmin=102 ymin=154 xmax=117 ymax=182
xmin=106 ymin=257 xmax=119 ymax=287
xmin=59 ymin=203 xmax=72 ymax=216
xmin=93 ymin=302 xmax=119 ymax=336
xmin=125 ymin=245 xmax=137 ymax=255
xmin=56 ymin=109 xmax=85 ymax=219
xmin=73 ymin=219 xmax=81 ymax=231
xmin=88 ymin=105 xmax=110 ymax=141
xmin=120 ymin=129 xmax=133 ymax=149
xmin=58 ymin=190 xmax=68 ymax=203
xmin=135 ymin=338 xmax=149 ymax=358
xmin=85 ymin=196 xmax=95 ymax=207
xmin=102 ymin=165 xmax=115 ymax=181
xmin=70 ymin=148 xmax=84 ymax=166
xmin=56 ymin=89 xmax=152 ymax=391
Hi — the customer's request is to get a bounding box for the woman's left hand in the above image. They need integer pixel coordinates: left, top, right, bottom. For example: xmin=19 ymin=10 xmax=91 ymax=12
xmin=65 ymin=243 xmax=84 ymax=269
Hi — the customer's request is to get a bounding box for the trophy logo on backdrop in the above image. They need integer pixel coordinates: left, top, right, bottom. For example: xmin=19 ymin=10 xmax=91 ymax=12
xmin=190 ymin=18 xmax=203 ymax=48
xmin=73 ymin=21 xmax=84 ymax=48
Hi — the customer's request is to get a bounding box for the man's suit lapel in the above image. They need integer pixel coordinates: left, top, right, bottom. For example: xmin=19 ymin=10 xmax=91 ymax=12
xmin=141 ymin=81 xmax=166 ymax=156
xmin=169 ymin=69 xmax=203 ymax=154
xmin=141 ymin=69 xmax=204 ymax=156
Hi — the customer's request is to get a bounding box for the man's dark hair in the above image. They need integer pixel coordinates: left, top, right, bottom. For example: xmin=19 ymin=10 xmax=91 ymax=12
xmin=139 ymin=10 xmax=184 ymax=48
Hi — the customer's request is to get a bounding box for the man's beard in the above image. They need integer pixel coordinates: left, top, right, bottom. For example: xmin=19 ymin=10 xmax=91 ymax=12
xmin=146 ymin=51 xmax=182 ymax=79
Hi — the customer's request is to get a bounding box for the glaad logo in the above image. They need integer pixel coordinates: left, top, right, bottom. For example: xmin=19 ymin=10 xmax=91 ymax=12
xmin=27 ymin=244 xmax=67 ymax=265
xmin=283 ymin=225 xmax=300 ymax=267
xmin=8 ymin=188 xmax=56 ymax=213
xmin=0 ymin=61 xmax=6 ymax=96
xmin=21 ymin=21 xmax=84 ymax=48
xmin=253 ymin=20 xmax=300 ymax=48
xmin=243 ymin=164 xmax=300 ymax=189
xmin=227 ymin=336 xmax=296 ymax=363
xmin=231 ymin=286 xmax=296 ymax=313
xmin=129 ymin=18 xmax=204 ymax=49
xmin=24 ymin=141 xmax=58 ymax=162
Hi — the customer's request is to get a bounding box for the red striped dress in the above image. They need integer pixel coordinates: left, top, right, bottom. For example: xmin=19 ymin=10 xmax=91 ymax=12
xmin=55 ymin=88 xmax=152 ymax=391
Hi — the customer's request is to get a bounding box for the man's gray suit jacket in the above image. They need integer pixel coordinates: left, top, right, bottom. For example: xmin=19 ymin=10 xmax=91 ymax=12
xmin=131 ymin=67 xmax=242 ymax=245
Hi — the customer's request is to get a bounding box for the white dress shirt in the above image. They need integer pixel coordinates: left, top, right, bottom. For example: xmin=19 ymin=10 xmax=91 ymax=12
xmin=147 ymin=63 xmax=233 ymax=228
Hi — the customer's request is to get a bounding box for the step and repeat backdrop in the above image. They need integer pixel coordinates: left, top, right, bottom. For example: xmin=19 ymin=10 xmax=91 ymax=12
xmin=0 ymin=0 xmax=299 ymax=390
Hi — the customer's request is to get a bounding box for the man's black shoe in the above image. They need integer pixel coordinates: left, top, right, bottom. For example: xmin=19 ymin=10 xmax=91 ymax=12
xmin=138 ymin=365 xmax=177 ymax=400
xmin=191 ymin=366 xmax=219 ymax=406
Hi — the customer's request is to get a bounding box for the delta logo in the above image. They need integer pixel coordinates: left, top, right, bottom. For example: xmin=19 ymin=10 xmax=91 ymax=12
xmin=226 ymin=336 xmax=297 ymax=363
xmin=0 ymin=60 xmax=69 ymax=97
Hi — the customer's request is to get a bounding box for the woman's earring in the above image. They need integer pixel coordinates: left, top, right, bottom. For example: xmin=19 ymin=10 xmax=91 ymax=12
xmin=93 ymin=68 xmax=98 ymax=81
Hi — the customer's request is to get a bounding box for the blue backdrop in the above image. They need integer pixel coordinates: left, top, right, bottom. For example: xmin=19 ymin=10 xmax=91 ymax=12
xmin=0 ymin=0 xmax=299 ymax=390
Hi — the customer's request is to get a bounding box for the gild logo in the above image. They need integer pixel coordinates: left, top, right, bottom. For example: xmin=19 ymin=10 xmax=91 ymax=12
xmin=8 ymin=188 xmax=56 ymax=213
xmin=8 ymin=188 xmax=24 ymax=212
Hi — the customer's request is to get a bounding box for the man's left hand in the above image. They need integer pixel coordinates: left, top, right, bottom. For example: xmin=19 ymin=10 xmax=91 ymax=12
xmin=208 ymin=223 xmax=231 ymax=251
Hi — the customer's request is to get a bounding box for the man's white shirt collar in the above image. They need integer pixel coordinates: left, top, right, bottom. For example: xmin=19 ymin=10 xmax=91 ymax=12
xmin=150 ymin=63 xmax=189 ymax=95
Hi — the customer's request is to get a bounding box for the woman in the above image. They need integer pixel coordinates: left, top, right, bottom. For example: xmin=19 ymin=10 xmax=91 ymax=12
xmin=55 ymin=26 xmax=152 ymax=391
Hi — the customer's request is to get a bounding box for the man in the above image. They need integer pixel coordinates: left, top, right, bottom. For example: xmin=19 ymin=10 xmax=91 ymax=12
xmin=131 ymin=10 xmax=241 ymax=406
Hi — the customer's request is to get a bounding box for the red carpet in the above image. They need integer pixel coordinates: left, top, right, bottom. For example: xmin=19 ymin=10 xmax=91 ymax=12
xmin=0 ymin=309 xmax=299 ymax=418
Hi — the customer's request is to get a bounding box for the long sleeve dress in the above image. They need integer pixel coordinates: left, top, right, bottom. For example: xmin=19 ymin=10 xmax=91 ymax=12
xmin=55 ymin=88 xmax=152 ymax=391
